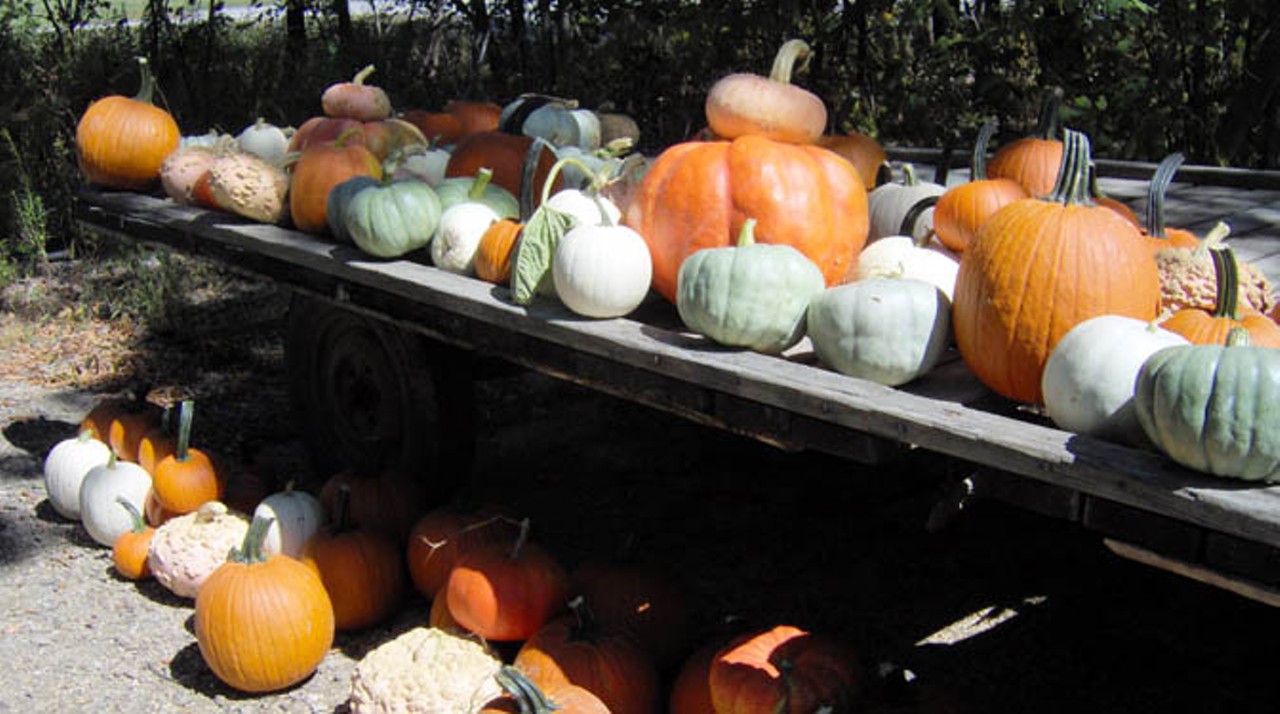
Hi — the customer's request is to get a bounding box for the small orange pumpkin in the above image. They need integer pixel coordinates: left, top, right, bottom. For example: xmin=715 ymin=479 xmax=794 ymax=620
xmin=932 ymin=120 xmax=1028 ymax=253
xmin=406 ymin=501 xmax=521 ymax=599
xmin=475 ymin=219 xmax=524 ymax=284
xmin=112 ymin=497 xmax=155 ymax=580
xmin=288 ymin=130 xmax=383 ymax=235
xmin=301 ymin=484 xmax=406 ymax=632
xmin=75 ymin=57 xmax=181 ymax=190
xmin=1161 ymin=247 xmax=1280 ymax=348
xmin=705 ymin=39 xmax=827 ymax=144
xmin=444 ymin=518 xmax=570 ymax=642
xmin=986 ymin=89 xmax=1064 ymax=197
xmin=321 ymin=64 xmax=392 ymax=121
xmin=150 ymin=400 xmax=222 ymax=514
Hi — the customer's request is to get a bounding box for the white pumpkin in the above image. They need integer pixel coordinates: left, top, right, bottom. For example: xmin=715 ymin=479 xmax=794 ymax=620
xmin=43 ymin=430 xmax=112 ymax=520
xmin=79 ymin=456 xmax=153 ymax=547
xmin=253 ymin=482 xmax=326 ymax=558
xmin=553 ymin=223 xmax=653 ymax=318
xmin=544 ymin=188 xmax=621 ymax=228
xmin=431 ymin=202 xmax=501 ymax=275
xmin=855 ymin=234 xmax=960 ymax=303
xmin=235 ymin=118 xmax=292 ymax=164
xmin=1042 ymin=315 xmax=1190 ymax=446
xmin=868 ymin=164 xmax=945 ymax=241
xmin=807 ymin=278 xmax=951 ymax=386
xmin=502 ymin=96 xmax=602 ymax=150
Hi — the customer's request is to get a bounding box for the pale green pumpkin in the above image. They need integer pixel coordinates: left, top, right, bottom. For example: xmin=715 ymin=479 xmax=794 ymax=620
xmin=677 ymin=218 xmax=825 ymax=354
xmin=433 ymin=167 xmax=519 ymax=219
xmin=806 ymin=277 xmax=950 ymax=386
xmin=1134 ymin=330 xmax=1280 ymax=482
xmin=344 ymin=179 xmax=443 ymax=259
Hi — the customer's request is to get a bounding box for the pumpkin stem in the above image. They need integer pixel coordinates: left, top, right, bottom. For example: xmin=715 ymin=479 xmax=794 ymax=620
xmin=195 ymin=500 xmax=230 ymax=524
xmin=521 ymin=137 xmax=557 ymax=219
xmin=230 ymin=515 xmax=274 ymax=565
xmin=133 ymin=56 xmax=158 ymax=105
xmin=332 ymin=484 xmax=353 ymax=534
xmin=468 ymin=167 xmax=496 ymax=201
xmin=494 ymin=665 xmax=555 ymax=714
xmin=351 ymin=64 xmax=376 ymax=86
xmin=1145 ymin=152 xmax=1185 ymax=238
xmin=900 ymin=163 xmax=920 ymax=187
xmin=899 ymin=196 xmax=940 ymax=240
xmin=735 ymin=217 xmax=759 ymax=248
xmin=1225 ymin=326 xmax=1252 ymax=347
xmin=334 ymin=127 xmax=364 ymax=149
xmin=509 ymin=517 xmax=531 ymax=560
xmin=1033 ymin=87 xmax=1063 ymax=140
xmin=565 ymin=594 xmax=602 ymax=642
xmin=174 ymin=399 xmax=194 ymax=463
xmin=971 ymin=120 xmax=997 ymax=179
xmin=1045 ymin=128 xmax=1092 ymax=206
xmin=1190 ymin=221 xmax=1232 ymax=261
xmin=1208 ymin=246 xmax=1242 ymax=320
xmin=768 ymin=39 xmax=813 ymax=85
xmin=544 ymin=154 xmax=607 ymax=201
xmin=117 ymin=496 xmax=147 ymax=533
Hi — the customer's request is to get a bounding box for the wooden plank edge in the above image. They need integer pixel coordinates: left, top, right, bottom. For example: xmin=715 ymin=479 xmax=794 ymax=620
xmin=1103 ymin=538 xmax=1280 ymax=608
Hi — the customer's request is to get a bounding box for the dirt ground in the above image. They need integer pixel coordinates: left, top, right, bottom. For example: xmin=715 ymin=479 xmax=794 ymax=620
xmin=1 ymin=255 xmax=1279 ymax=713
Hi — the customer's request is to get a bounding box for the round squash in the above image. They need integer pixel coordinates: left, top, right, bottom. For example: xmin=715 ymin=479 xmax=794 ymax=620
xmin=75 ymin=57 xmax=181 ymax=190
xmin=345 ymin=178 xmax=444 ymax=259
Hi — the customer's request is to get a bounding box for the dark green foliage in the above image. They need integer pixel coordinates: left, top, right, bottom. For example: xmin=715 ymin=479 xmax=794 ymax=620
xmin=1 ymin=0 xmax=1277 ymax=261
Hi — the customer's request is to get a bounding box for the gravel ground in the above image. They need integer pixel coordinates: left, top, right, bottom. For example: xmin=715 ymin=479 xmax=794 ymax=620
xmin=2 ymin=262 xmax=1279 ymax=713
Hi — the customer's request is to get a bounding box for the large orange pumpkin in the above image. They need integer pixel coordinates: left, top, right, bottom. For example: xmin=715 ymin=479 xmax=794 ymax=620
xmin=75 ymin=57 xmax=181 ymax=190
xmin=952 ymin=128 xmax=1161 ymax=405
xmin=708 ymin=625 xmax=862 ymax=713
xmin=288 ymin=132 xmax=383 ymax=235
xmin=194 ymin=517 xmax=335 ymax=693
xmin=624 ymin=134 xmax=869 ymax=302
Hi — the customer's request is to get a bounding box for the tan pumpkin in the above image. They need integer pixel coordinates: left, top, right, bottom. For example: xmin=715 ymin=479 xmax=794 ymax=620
xmin=321 ymin=64 xmax=392 ymax=121
xmin=705 ymin=39 xmax=827 ymax=144
xmin=207 ymin=152 xmax=290 ymax=224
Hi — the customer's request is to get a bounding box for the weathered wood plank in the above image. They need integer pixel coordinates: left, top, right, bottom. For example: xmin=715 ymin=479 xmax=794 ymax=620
xmin=75 ymin=190 xmax=1280 ymax=550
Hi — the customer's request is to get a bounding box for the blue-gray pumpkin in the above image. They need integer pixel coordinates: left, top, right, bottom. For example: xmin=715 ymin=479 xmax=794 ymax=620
xmin=676 ymin=218 xmax=825 ymax=354
xmin=344 ymin=180 xmax=443 ymax=259
xmin=1134 ymin=330 xmax=1280 ymax=482
xmin=326 ymin=175 xmax=381 ymax=244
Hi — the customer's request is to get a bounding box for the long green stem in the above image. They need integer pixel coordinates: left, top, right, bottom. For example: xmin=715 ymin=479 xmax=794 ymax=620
xmin=769 ymin=39 xmax=812 ymax=84
xmin=1209 ymin=246 xmax=1241 ymax=320
xmin=1145 ymin=152 xmax=1185 ymax=237
xmin=174 ymin=399 xmax=194 ymax=462
xmin=231 ymin=516 xmax=274 ymax=565
xmin=133 ymin=56 xmax=157 ymax=105
xmin=1045 ymin=129 xmax=1092 ymax=206
xmin=971 ymin=120 xmax=997 ymax=179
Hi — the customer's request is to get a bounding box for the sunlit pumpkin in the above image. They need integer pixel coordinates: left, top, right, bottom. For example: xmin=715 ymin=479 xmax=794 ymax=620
xmin=75 ymin=57 xmax=181 ymax=190
xmin=288 ymin=130 xmax=383 ymax=235
xmin=709 ymin=624 xmax=862 ymax=713
xmin=932 ymin=120 xmax=1028 ymax=253
xmin=705 ymin=39 xmax=827 ymax=144
xmin=986 ymin=90 xmax=1064 ymax=197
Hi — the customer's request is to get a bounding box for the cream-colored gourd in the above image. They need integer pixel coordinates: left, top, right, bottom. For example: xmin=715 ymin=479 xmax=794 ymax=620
xmin=147 ymin=501 xmax=250 ymax=598
xmin=208 ymin=152 xmax=290 ymax=224
xmin=253 ymin=482 xmax=326 ymax=558
xmin=432 ymin=202 xmax=501 ymax=275
xmin=348 ymin=626 xmax=504 ymax=712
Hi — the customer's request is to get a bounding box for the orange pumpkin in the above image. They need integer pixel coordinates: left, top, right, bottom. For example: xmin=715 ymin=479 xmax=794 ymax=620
xmin=513 ymin=596 xmax=662 ymax=714
xmin=986 ymin=90 xmax=1064 ymax=197
xmin=112 ymin=498 xmax=154 ymax=580
xmin=288 ymin=131 xmax=383 ymax=235
xmin=568 ymin=559 xmax=689 ymax=668
xmin=144 ymin=487 xmax=181 ymax=527
xmin=953 ymin=129 xmax=1161 ymax=404
xmin=444 ymin=518 xmax=569 ymax=642
xmin=75 ymin=57 xmax=181 ymax=190
xmin=816 ymin=130 xmax=888 ymax=190
xmin=670 ymin=639 xmax=723 ymax=714
xmin=624 ymin=134 xmax=869 ymax=302
xmin=1161 ymin=247 xmax=1280 ymax=348
xmin=136 ymin=406 xmax=175 ymax=475
xmin=318 ymin=468 xmax=427 ymax=543
xmin=406 ymin=502 xmax=521 ymax=599
xmin=445 ymin=99 xmax=503 ymax=134
xmin=709 ymin=625 xmax=862 ymax=713
xmin=194 ymin=516 xmax=335 ymax=693
xmin=474 ymin=219 xmax=524 ymax=284
xmin=932 ymin=120 xmax=1028 ymax=253
xmin=301 ymin=485 xmax=406 ymax=631
xmin=400 ymin=109 xmax=466 ymax=145
xmin=321 ymin=64 xmax=392 ymax=121
xmin=483 ymin=665 xmax=611 ymax=714
xmin=705 ymin=39 xmax=827 ymax=144
xmin=445 ymin=131 xmax=561 ymax=206
xmin=151 ymin=400 xmax=222 ymax=514
xmin=289 ymin=116 xmax=427 ymax=162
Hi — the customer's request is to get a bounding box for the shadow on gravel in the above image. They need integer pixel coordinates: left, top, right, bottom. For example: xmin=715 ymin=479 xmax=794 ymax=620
xmin=124 ymin=573 xmax=193 ymax=609
xmin=169 ymin=640 xmax=316 ymax=701
xmin=3 ymin=416 xmax=78 ymax=464
xmin=0 ymin=511 xmax=33 ymax=566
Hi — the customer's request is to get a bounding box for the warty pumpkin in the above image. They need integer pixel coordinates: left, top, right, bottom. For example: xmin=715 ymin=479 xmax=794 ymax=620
xmin=625 ymin=133 xmax=869 ymax=302
xmin=705 ymin=39 xmax=827 ymax=144
xmin=952 ymin=128 xmax=1161 ymax=405
xmin=194 ymin=516 xmax=335 ymax=693
xmin=75 ymin=57 xmax=181 ymax=190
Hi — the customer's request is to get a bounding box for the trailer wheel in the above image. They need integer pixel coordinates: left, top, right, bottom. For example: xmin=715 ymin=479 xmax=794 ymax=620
xmin=285 ymin=293 xmax=474 ymax=499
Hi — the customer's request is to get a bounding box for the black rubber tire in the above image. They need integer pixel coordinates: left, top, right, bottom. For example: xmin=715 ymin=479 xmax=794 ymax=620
xmin=284 ymin=293 xmax=474 ymax=500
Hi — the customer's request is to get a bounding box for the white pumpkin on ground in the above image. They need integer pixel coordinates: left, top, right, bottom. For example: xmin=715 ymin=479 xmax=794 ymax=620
xmin=868 ymin=163 xmax=946 ymax=241
xmin=1042 ymin=315 xmax=1190 ymax=446
xmin=79 ymin=455 xmax=153 ymax=547
xmin=854 ymin=233 xmax=960 ymax=303
xmin=553 ymin=222 xmax=653 ymax=318
xmin=253 ymin=482 xmax=326 ymax=558
xmin=43 ymin=430 xmax=112 ymax=520
xmin=807 ymin=277 xmax=951 ymax=386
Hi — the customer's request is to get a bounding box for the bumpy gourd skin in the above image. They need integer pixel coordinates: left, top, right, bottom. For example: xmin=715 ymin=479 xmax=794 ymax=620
xmin=1135 ymin=342 xmax=1280 ymax=482
xmin=348 ymin=627 xmax=504 ymax=712
xmin=677 ymin=233 xmax=825 ymax=354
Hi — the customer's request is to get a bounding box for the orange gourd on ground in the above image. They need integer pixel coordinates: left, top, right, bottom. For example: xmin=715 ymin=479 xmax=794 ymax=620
xmin=150 ymin=400 xmax=222 ymax=514
xmin=444 ymin=518 xmax=569 ymax=642
xmin=708 ymin=624 xmax=863 ymax=713
xmin=624 ymin=134 xmax=869 ymax=302
xmin=112 ymin=498 xmax=155 ymax=580
xmin=952 ymin=128 xmax=1160 ymax=405
xmin=705 ymin=39 xmax=828 ymax=145
xmin=75 ymin=57 xmax=181 ymax=190
xmin=194 ymin=516 xmax=335 ymax=693
xmin=406 ymin=502 xmax=521 ymax=599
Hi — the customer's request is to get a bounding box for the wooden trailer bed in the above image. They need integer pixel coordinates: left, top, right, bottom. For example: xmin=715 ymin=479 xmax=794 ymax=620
xmin=74 ymin=165 xmax=1280 ymax=603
